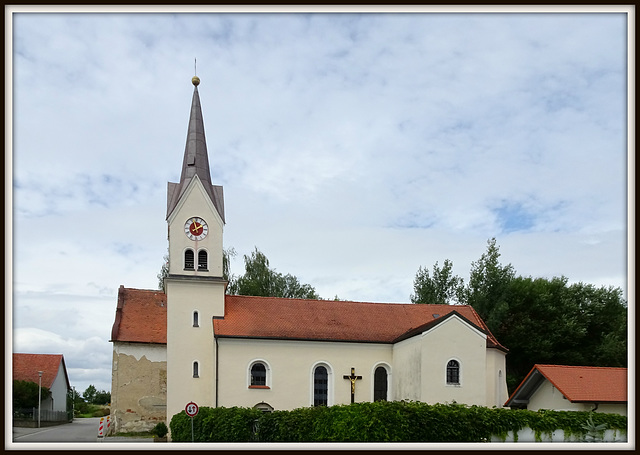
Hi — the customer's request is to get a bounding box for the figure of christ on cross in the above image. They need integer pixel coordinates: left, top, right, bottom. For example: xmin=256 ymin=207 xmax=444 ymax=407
xmin=343 ymin=367 xmax=362 ymax=404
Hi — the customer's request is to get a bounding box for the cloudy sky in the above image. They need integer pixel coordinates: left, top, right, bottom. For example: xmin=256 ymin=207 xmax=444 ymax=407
xmin=8 ymin=7 xmax=630 ymax=396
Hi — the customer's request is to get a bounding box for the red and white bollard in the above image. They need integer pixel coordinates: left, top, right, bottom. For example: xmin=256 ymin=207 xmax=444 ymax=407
xmin=97 ymin=417 xmax=105 ymax=440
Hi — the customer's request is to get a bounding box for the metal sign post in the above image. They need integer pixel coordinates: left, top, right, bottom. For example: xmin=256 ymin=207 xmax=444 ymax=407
xmin=185 ymin=401 xmax=199 ymax=442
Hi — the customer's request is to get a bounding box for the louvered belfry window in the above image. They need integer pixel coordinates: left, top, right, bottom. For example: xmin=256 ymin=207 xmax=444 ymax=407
xmin=184 ymin=249 xmax=195 ymax=270
xmin=198 ymin=250 xmax=208 ymax=270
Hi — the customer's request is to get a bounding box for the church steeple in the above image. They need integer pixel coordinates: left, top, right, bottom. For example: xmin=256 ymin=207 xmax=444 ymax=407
xmin=166 ymin=76 xmax=225 ymax=222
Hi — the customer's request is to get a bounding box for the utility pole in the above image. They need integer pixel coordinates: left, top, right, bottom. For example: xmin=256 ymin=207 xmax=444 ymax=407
xmin=38 ymin=371 xmax=43 ymax=428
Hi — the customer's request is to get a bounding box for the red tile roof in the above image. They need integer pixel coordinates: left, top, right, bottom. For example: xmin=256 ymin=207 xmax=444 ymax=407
xmin=215 ymin=295 xmax=504 ymax=348
xmin=535 ymin=364 xmax=627 ymax=403
xmin=13 ymin=353 xmax=69 ymax=389
xmin=110 ymin=286 xmax=167 ymax=344
xmin=506 ymin=364 xmax=627 ymax=406
xmin=111 ymin=287 xmax=505 ymax=350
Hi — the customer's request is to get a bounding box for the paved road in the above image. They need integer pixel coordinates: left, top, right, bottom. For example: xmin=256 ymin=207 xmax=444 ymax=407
xmin=12 ymin=417 xmax=152 ymax=443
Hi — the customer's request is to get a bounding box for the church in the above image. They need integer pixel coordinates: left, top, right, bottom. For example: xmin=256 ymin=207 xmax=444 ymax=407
xmin=109 ymin=76 xmax=510 ymax=434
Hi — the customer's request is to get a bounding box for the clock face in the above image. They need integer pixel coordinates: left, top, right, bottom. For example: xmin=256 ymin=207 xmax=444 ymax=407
xmin=184 ymin=217 xmax=208 ymax=241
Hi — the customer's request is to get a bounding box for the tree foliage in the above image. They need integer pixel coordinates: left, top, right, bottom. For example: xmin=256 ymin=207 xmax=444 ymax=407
xmin=81 ymin=384 xmax=110 ymax=405
xmin=157 ymin=250 xmax=169 ymax=291
xmin=411 ymin=259 xmax=464 ymax=305
xmin=13 ymin=380 xmax=51 ymax=409
xmin=82 ymin=385 xmax=97 ymax=403
xmin=227 ymin=247 xmax=320 ymax=299
xmin=465 ymin=238 xmax=516 ymax=329
xmin=412 ymin=237 xmax=627 ymax=392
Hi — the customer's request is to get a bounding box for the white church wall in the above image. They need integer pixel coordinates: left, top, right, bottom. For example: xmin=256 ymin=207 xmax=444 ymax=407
xmin=485 ymin=348 xmax=508 ymax=408
xmin=419 ymin=316 xmax=488 ymax=406
xmin=166 ymin=279 xmax=225 ymax=423
xmin=216 ymin=338 xmax=393 ymax=411
xmin=391 ymin=336 xmax=422 ymax=401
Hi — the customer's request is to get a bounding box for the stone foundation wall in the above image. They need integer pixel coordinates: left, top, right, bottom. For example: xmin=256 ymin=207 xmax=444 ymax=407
xmin=111 ymin=343 xmax=167 ymax=433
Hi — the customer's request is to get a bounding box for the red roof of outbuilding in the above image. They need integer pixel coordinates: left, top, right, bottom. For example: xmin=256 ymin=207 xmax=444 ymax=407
xmin=535 ymin=364 xmax=627 ymax=403
xmin=111 ymin=287 xmax=505 ymax=350
xmin=506 ymin=364 xmax=627 ymax=406
xmin=13 ymin=353 xmax=70 ymax=390
xmin=110 ymin=286 xmax=167 ymax=344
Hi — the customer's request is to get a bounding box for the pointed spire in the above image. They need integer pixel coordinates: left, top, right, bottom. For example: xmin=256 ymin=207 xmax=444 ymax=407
xmin=167 ymin=76 xmax=225 ymax=222
xmin=179 ymin=80 xmax=212 ymax=188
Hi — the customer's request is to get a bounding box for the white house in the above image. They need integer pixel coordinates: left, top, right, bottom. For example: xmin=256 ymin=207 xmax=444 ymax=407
xmin=110 ymin=76 xmax=510 ymax=434
xmin=505 ymin=365 xmax=627 ymax=415
xmin=505 ymin=364 xmax=627 ymax=416
xmin=13 ymin=353 xmax=71 ymax=415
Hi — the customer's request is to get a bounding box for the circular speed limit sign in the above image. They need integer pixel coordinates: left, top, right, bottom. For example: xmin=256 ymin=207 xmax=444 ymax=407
xmin=185 ymin=401 xmax=199 ymax=417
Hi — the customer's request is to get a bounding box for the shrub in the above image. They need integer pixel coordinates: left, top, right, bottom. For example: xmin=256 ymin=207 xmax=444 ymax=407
xmin=152 ymin=421 xmax=169 ymax=438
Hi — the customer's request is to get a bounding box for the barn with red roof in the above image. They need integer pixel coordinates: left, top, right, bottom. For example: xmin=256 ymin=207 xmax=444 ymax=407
xmin=13 ymin=353 xmax=71 ymax=416
xmin=505 ymin=364 xmax=627 ymax=415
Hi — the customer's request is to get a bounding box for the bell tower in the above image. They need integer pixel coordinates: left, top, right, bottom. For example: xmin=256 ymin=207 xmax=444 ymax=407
xmin=165 ymin=76 xmax=226 ymax=426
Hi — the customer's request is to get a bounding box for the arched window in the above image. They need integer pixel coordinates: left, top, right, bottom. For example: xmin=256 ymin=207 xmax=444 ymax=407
xmin=313 ymin=366 xmax=328 ymax=407
xmin=253 ymin=402 xmax=274 ymax=413
xmin=250 ymin=363 xmax=267 ymax=386
xmin=193 ymin=311 xmax=199 ymax=327
xmin=447 ymin=360 xmax=460 ymax=385
xmin=184 ymin=249 xmax=195 ymax=270
xmin=193 ymin=361 xmax=199 ymax=378
xmin=198 ymin=250 xmax=208 ymax=271
xmin=374 ymin=366 xmax=388 ymax=401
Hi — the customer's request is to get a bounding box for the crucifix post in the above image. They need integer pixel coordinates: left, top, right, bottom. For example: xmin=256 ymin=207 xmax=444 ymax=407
xmin=343 ymin=367 xmax=362 ymax=404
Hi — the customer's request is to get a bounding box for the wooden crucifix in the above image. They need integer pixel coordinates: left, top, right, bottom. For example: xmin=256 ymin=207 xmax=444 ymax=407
xmin=343 ymin=367 xmax=362 ymax=404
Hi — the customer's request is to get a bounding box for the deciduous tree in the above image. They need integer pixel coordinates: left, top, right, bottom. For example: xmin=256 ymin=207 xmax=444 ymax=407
xmin=411 ymin=259 xmax=464 ymax=305
xmin=227 ymin=247 xmax=320 ymax=299
xmin=411 ymin=238 xmax=628 ymax=393
xmin=13 ymin=380 xmax=51 ymax=409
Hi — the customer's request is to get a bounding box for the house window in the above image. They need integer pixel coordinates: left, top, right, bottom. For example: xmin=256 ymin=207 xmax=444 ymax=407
xmin=193 ymin=311 xmax=199 ymax=327
xmin=313 ymin=366 xmax=328 ymax=406
xmin=193 ymin=361 xmax=199 ymax=378
xmin=184 ymin=249 xmax=195 ymax=270
xmin=198 ymin=250 xmax=208 ymax=271
xmin=374 ymin=366 xmax=388 ymax=401
xmin=251 ymin=363 xmax=267 ymax=386
xmin=447 ymin=360 xmax=460 ymax=385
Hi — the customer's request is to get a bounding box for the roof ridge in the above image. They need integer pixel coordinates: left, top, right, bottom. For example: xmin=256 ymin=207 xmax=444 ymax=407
xmin=227 ymin=294 xmax=474 ymax=307
xmin=537 ymin=364 xmax=627 ymax=370
xmin=14 ymin=353 xmax=63 ymax=358
xmin=120 ymin=286 xmax=165 ymax=293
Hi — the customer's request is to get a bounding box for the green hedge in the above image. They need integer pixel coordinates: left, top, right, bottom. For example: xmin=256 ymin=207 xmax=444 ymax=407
xmin=170 ymin=406 xmax=263 ymax=442
xmin=169 ymin=401 xmax=627 ymax=443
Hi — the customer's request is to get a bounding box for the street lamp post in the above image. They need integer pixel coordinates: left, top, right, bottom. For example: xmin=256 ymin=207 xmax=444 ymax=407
xmin=38 ymin=371 xmax=43 ymax=428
